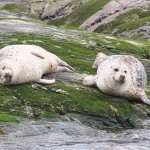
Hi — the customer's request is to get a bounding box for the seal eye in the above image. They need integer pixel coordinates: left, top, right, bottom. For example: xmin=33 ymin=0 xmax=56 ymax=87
xmin=124 ymin=70 xmax=127 ymax=73
xmin=2 ymin=66 xmax=5 ymax=70
xmin=114 ymin=68 xmax=119 ymax=72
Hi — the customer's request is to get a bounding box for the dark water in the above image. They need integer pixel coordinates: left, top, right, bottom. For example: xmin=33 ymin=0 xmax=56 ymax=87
xmin=1 ymin=115 xmax=150 ymax=150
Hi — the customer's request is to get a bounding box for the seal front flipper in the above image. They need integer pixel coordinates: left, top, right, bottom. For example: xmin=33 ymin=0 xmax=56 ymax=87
xmin=35 ymin=79 xmax=55 ymax=84
xmin=31 ymin=52 xmax=45 ymax=59
xmin=83 ymin=75 xmax=97 ymax=86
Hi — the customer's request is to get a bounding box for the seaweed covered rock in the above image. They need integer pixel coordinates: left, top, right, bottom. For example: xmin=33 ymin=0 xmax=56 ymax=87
xmin=0 ymin=2 xmax=149 ymax=129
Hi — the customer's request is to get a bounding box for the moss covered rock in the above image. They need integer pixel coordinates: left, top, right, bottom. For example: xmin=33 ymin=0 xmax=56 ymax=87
xmin=0 ymin=6 xmax=149 ymax=129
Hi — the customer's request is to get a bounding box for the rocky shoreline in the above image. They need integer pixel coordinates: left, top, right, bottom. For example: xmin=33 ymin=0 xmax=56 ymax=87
xmin=0 ymin=0 xmax=149 ymax=136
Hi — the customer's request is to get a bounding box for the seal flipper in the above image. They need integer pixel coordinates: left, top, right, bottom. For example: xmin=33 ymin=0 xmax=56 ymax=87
xmin=54 ymin=66 xmax=74 ymax=73
xmin=92 ymin=52 xmax=108 ymax=70
xmin=56 ymin=57 xmax=75 ymax=72
xmin=140 ymin=94 xmax=150 ymax=106
xmin=35 ymin=79 xmax=55 ymax=84
xmin=31 ymin=52 xmax=75 ymax=72
xmin=83 ymin=75 xmax=97 ymax=86
xmin=31 ymin=52 xmax=44 ymax=59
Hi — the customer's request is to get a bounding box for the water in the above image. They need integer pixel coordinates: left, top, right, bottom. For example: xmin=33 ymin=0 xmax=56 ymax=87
xmin=1 ymin=116 xmax=150 ymax=150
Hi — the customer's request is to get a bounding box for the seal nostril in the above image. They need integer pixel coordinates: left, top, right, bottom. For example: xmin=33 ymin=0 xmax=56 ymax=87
xmin=120 ymin=75 xmax=125 ymax=79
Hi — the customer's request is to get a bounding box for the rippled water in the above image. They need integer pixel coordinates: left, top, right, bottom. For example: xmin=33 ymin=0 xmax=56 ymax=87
xmin=1 ymin=116 xmax=150 ymax=150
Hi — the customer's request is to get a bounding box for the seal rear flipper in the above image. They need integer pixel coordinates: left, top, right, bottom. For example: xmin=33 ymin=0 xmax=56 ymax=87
xmin=141 ymin=94 xmax=150 ymax=106
xmin=35 ymin=79 xmax=55 ymax=84
xmin=57 ymin=58 xmax=75 ymax=72
xmin=54 ymin=66 xmax=74 ymax=73
xmin=31 ymin=52 xmax=45 ymax=59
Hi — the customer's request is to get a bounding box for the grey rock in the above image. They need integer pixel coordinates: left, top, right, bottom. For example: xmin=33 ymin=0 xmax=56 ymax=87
xmin=0 ymin=0 xmax=35 ymax=7
xmin=120 ymin=23 xmax=150 ymax=39
xmin=80 ymin=0 xmax=150 ymax=31
xmin=1 ymin=118 xmax=150 ymax=150
xmin=41 ymin=0 xmax=90 ymax=21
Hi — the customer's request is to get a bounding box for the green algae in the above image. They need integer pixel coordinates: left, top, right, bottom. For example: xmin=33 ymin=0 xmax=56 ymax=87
xmin=0 ymin=30 xmax=149 ymax=123
xmin=0 ymin=112 xmax=17 ymax=122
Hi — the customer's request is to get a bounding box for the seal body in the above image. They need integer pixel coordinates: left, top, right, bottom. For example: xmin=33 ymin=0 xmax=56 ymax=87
xmin=83 ymin=53 xmax=150 ymax=105
xmin=0 ymin=45 xmax=74 ymax=85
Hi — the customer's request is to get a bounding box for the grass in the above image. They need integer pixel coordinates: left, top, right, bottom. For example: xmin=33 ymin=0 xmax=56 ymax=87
xmin=47 ymin=0 xmax=111 ymax=27
xmin=95 ymin=8 xmax=150 ymax=35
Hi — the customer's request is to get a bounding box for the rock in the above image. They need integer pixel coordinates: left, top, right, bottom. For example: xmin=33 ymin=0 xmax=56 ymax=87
xmin=120 ymin=23 xmax=150 ymax=39
xmin=0 ymin=128 xmax=5 ymax=134
xmin=80 ymin=0 xmax=150 ymax=31
xmin=55 ymin=89 xmax=69 ymax=95
xmin=0 ymin=0 xmax=36 ymax=8
xmin=0 ymin=2 xmax=150 ymax=130
xmin=40 ymin=0 xmax=89 ymax=21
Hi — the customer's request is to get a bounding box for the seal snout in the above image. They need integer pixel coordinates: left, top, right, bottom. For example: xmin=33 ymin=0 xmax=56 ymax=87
xmin=119 ymin=75 xmax=125 ymax=83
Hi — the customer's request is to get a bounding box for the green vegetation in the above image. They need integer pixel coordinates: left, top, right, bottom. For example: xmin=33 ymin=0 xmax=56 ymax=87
xmin=116 ymin=17 xmax=150 ymax=34
xmin=143 ymin=49 xmax=150 ymax=59
xmin=2 ymin=3 xmax=28 ymax=14
xmin=82 ymin=33 xmax=150 ymax=57
xmin=95 ymin=8 xmax=150 ymax=34
xmin=1 ymin=3 xmax=40 ymax=20
xmin=0 ymin=112 xmax=17 ymax=122
xmin=59 ymin=26 xmax=83 ymax=31
xmin=6 ymin=33 xmax=95 ymax=73
xmin=0 ymin=1 xmax=149 ymax=130
xmin=0 ymin=31 xmax=149 ymax=123
xmin=47 ymin=0 xmax=111 ymax=27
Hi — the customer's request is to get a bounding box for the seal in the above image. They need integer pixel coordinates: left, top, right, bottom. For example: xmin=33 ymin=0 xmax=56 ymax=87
xmin=83 ymin=52 xmax=150 ymax=105
xmin=0 ymin=45 xmax=75 ymax=85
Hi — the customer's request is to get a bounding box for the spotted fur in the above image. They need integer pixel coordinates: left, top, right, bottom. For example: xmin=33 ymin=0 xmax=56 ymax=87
xmin=83 ymin=53 xmax=150 ymax=105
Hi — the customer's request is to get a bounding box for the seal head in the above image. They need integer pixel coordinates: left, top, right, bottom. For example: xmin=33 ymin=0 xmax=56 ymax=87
xmin=109 ymin=63 xmax=128 ymax=84
xmin=0 ymin=66 xmax=13 ymax=85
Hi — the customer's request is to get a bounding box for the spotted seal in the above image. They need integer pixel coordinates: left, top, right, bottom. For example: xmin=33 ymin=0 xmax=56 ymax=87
xmin=0 ymin=45 xmax=75 ymax=85
xmin=83 ymin=52 xmax=150 ymax=105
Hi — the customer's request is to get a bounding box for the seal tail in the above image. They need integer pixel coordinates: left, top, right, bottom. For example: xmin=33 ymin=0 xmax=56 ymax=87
xmin=56 ymin=57 xmax=75 ymax=72
xmin=141 ymin=94 xmax=150 ymax=106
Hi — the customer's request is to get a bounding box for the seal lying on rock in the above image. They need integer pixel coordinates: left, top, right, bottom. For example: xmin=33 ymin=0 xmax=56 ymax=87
xmin=83 ymin=52 xmax=150 ymax=105
xmin=0 ymin=45 xmax=75 ymax=85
